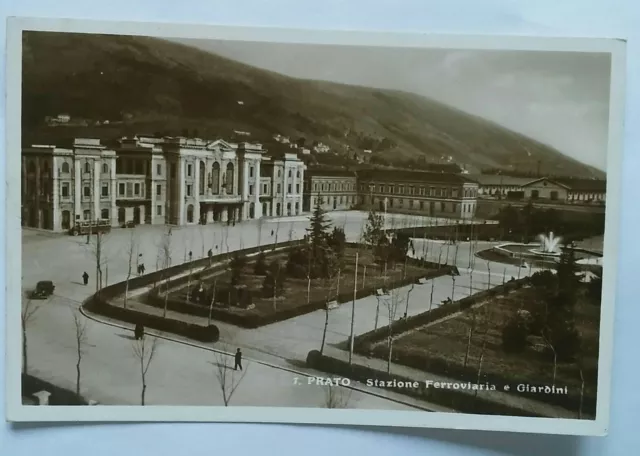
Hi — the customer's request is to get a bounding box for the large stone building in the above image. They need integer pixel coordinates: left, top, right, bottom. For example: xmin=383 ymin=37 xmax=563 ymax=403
xmin=303 ymin=169 xmax=358 ymax=212
xmin=22 ymin=135 xmax=306 ymax=231
xmin=356 ymin=169 xmax=479 ymax=219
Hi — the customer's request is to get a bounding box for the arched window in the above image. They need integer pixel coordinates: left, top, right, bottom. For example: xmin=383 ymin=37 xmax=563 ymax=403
xmin=225 ymin=163 xmax=234 ymax=193
xmin=61 ymin=162 xmax=70 ymax=174
xmin=249 ymin=202 xmax=255 ymax=219
xmin=102 ymin=163 xmax=108 ymax=174
xmin=199 ymin=161 xmax=206 ymax=195
xmin=187 ymin=204 xmax=194 ymax=223
xmin=85 ymin=161 xmax=91 ymax=173
xmin=276 ymin=203 xmax=281 ymax=216
xmin=211 ymin=162 xmax=220 ymax=195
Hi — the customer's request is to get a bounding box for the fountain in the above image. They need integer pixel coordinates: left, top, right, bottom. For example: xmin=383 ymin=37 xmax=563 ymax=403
xmin=529 ymin=232 xmax=563 ymax=257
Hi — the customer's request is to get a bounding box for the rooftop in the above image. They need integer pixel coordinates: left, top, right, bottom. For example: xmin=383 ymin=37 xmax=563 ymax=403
xmin=356 ymin=168 xmax=476 ymax=185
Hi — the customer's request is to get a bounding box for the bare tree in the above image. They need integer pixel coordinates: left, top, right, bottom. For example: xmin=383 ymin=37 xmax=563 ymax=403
xmin=473 ymin=306 xmax=493 ymax=402
xmin=463 ymin=308 xmax=478 ymax=369
xmin=72 ymin=310 xmax=89 ymax=396
xmin=157 ymin=228 xmax=173 ymax=318
xmin=382 ymin=287 xmax=403 ymax=373
xmin=257 ymin=216 xmax=265 ymax=250
xmin=21 ymin=293 xmax=40 ymax=375
xmin=541 ymin=331 xmax=558 ymax=386
xmin=131 ymin=336 xmax=159 ymax=406
xmin=212 ymin=346 xmax=249 ymax=406
xmin=323 ymin=384 xmax=352 ymax=409
xmin=85 ymin=232 xmax=109 ymax=294
xmin=124 ymin=229 xmax=138 ymax=309
xmin=320 ymin=271 xmax=340 ymax=355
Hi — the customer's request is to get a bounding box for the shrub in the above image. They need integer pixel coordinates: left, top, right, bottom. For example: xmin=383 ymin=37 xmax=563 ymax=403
xmin=262 ymin=261 xmax=287 ymax=298
xmin=306 ymin=349 xmax=322 ymax=367
xmin=501 ymin=317 xmax=529 ymax=354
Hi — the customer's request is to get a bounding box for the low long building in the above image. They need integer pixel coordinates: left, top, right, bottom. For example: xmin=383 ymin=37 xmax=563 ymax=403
xmin=303 ymin=169 xmax=358 ymax=212
xmin=356 ymin=169 xmax=479 ymax=219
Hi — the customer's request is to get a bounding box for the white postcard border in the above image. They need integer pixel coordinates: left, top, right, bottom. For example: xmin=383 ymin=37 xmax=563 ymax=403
xmin=4 ymin=16 xmax=627 ymax=436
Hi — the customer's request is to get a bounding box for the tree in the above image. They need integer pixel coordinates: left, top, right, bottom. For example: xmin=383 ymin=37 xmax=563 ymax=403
xmin=262 ymin=261 xmax=286 ymax=309
xmin=229 ymin=251 xmax=247 ymax=286
xmin=123 ymin=229 xmax=138 ymax=309
xmin=253 ymin=252 xmax=268 ymax=275
xmin=323 ymin=384 xmax=351 ymax=409
xmin=21 ymin=293 xmax=40 ymax=375
xmin=212 ymin=346 xmax=249 ymax=406
xmin=131 ymin=336 xmax=159 ymax=406
xmin=362 ymin=208 xmax=384 ymax=248
xmin=72 ymin=310 xmax=89 ymax=396
xmin=319 ymin=270 xmax=341 ymax=355
xmin=85 ymin=231 xmax=109 ymax=294
xmin=157 ymin=228 xmax=173 ymax=318
xmin=381 ymin=287 xmax=403 ymax=373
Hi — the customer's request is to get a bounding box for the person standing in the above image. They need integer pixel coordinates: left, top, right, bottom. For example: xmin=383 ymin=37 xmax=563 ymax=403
xmin=82 ymin=271 xmax=89 ymax=286
xmin=234 ymin=348 xmax=243 ymax=371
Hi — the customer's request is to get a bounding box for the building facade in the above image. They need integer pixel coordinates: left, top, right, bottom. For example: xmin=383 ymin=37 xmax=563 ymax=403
xmin=356 ymin=169 xmax=479 ymax=219
xmin=22 ymin=135 xmax=307 ymax=232
xmin=22 ymin=138 xmax=117 ymax=231
xmin=303 ymin=170 xmax=358 ymax=212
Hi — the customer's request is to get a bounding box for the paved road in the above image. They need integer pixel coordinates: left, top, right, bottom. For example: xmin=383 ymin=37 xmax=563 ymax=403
xmin=22 ymin=211 xmax=482 ymax=408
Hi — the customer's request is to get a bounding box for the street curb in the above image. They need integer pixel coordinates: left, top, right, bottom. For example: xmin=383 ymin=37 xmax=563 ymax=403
xmin=79 ymin=305 xmax=436 ymax=412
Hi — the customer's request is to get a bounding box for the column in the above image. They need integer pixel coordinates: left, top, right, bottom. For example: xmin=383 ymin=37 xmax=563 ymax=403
xmin=206 ymin=206 xmax=214 ymax=223
xmin=52 ymin=164 xmax=61 ymax=231
xmin=139 ymin=204 xmax=146 ymax=224
xmin=194 ymin=159 xmax=200 ymax=223
xmin=74 ymin=159 xmax=81 ymax=220
xmin=254 ymin=160 xmax=262 ymax=218
xmin=178 ymin=159 xmax=185 ymax=225
xmin=221 ymin=205 xmax=228 ymax=222
xmin=93 ymin=159 xmax=100 ymax=220
xmin=110 ymin=158 xmax=118 ymax=227
xmin=282 ymin=164 xmax=288 ymax=218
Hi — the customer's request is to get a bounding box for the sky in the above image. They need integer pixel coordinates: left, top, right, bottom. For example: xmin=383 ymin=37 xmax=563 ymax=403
xmin=172 ymin=38 xmax=611 ymax=171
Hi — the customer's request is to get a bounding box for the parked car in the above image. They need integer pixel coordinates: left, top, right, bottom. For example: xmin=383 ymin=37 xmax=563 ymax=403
xmin=31 ymin=280 xmax=55 ymax=299
xmin=122 ymin=220 xmax=137 ymax=228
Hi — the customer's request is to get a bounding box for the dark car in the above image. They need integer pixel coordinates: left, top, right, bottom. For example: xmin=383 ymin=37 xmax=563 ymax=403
xmin=122 ymin=220 xmax=137 ymax=228
xmin=32 ymin=281 xmax=55 ymax=299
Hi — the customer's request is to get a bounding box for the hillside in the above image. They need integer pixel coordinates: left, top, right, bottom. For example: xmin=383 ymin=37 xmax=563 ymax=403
xmin=21 ymin=31 xmax=603 ymax=178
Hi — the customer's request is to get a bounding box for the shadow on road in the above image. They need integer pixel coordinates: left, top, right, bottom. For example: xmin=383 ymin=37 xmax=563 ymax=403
xmin=70 ymin=281 xmax=86 ymax=286
xmin=115 ymin=333 xmax=136 ymax=341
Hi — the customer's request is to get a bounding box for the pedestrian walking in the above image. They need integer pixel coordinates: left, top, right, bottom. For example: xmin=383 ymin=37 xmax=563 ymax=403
xmin=140 ymin=263 xmax=145 ymax=275
xmin=271 ymin=229 xmax=274 ymax=236
xmin=82 ymin=271 xmax=89 ymax=286
xmin=234 ymin=348 xmax=243 ymax=371
xmin=188 ymin=250 xmax=193 ymax=261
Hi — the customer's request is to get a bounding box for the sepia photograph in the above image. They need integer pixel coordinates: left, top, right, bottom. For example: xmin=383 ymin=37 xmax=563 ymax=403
xmin=4 ymin=18 xmax=625 ymax=435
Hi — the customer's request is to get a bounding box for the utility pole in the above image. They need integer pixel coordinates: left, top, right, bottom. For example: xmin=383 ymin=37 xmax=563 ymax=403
xmin=349 ymin=252 xmax=359 ymax=365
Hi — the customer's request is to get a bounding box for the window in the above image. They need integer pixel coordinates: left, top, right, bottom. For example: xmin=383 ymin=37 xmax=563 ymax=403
xmin=61 ymin=182 xmax=70 ymax=197
xmin=263 ymin=184 xmax=268 ymax=194
xmin=277 ymin=184 xmax=281 ymax=194
xmin=278 ymin=169 xmax=281 ymax=177
xmin=102 ymin=163 xmax=108 ymax=174
xmin=157 ymin=164 xmax=162 ymax=176
xmin=297 ymin=170 xmax=300 ymax=178
xmin=296 ymin=184 xmax=300 ymax=194
xmin=61 ymin=162 xmax=70 ymax=173
xmin=187 ymin=164 xmax=193 ymax=177
xmin=288 ymin=184 xmax=292 ymax=194
xmin=83 ymin=186 xmax=91 ymax=197
xmin=126 ymin=183 xmax=133 ymax=197
xmin=101 ymin=209 xmax=109 ymax=220
xmin=83 ymin=210 xmax=91 ymax=220
xmin=187 ymin=184 xmax=192 ymax=197
xmin=250 ymin=167 xmax=254 ymax=178
xmin=288 ymin=169 xmax=292 ymax=178
xmin=84 ymin=162 xmax=91 ymax=173
xmin=378 ymin=185 xmax=383 ymax=193
xmin=249 ymin=185 xmax=254 ymax=196
xmin=101 ymin=183 xmax=109 ymax=197
xmin=119 ymin=183 xmax=125 ymax=196
xmin=156 ymin=184 xmax=162 ymax=196
xmin=134 ymin=183 xmax=141 ymax=196
xmin=157 ymin=205 xmax=162 ymax=216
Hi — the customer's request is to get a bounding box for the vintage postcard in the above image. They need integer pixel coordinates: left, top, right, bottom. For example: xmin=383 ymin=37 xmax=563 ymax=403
xmin=4 ymin=17 xmax=625 ymax=436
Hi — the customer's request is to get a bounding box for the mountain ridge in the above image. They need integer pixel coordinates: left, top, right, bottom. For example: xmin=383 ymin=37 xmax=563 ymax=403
xmin=21 ymin=32 xmax=604 ymax=178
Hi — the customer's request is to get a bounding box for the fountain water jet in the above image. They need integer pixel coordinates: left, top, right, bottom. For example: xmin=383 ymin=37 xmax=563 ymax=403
xmin=530 ymin=232 xmax=563 ymax=257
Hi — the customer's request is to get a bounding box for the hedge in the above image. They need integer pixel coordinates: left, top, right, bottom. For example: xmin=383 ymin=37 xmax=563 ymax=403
xmin=22 ymin=373 xmax=88 ymax=405
xmin=305 ymin=350 xmax=542 ymax=417
xmin=84 ymin=295 xmax=220 ymax=343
